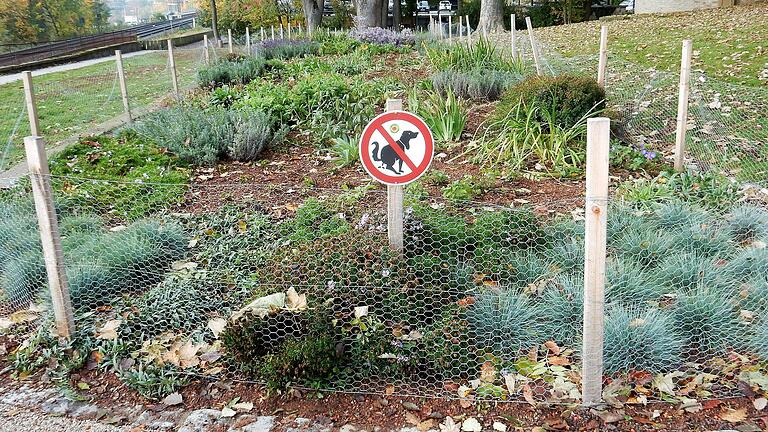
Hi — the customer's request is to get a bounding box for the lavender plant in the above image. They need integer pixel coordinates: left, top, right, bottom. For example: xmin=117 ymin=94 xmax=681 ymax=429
xmin=347 ymin=27 xmax=415 ymax=46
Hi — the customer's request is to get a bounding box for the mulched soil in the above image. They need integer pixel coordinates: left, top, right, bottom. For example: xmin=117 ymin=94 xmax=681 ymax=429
xmin=1 ymin=355 xmax=766 ymax=432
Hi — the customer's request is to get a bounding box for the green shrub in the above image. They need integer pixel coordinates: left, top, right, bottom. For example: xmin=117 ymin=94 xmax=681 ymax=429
xmin=197 ymin=56 xmax=265 ymax=87
xmin=473 ymin=249 xmax=552 ymax=289
xmin=278 ymin=198 xmax=349 ymax=244
xmin=672 ymin=285 xmax=741 ymax=356
xmin=229 ymin=109 xmax=283 ymax=161
xmin=603 ymin=306 xmax=683 ymax=374
xmin=539 ymin=274 xmax=583 ymax=346
xmin=616 ymin=171 xmax=740 ymax=211
xmin=472 ymin=208 xmax=548 ymax=250
xmin=441 ymin=174 xmax=491 ymax=201
xmin=406 ymin=204 xmax=471 ymax=256
xmin=550 ymin=239 xmax=584 ymax=275
xmin=726 ymin=204 xmax=768 ymax=243
xmin=257 ymin=39 xmax=320 ymax=60
xmin=500 ymin=74 xmax=605 ymax=130
xmin=432 ymin=69 xmax=523 ymax=101
xmin=468 ymin=288 xmax=541 ymax=359
xmin=133 ymin=106 xmax=233 ymax=166
xmin=222 ymin=301 xmax=342 ymax=388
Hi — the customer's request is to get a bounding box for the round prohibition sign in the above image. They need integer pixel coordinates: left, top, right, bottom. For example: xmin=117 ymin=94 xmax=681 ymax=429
xmin=359 ymin=110 xmax=435 ymax=186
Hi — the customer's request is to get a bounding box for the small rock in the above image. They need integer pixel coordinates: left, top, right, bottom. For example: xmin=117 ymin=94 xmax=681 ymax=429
xmin=178 ymin=409 xmax=222 ymax=432
xmin=493 ymin=421 xmax=507 ymax=432
xmin=242 ymin=415 xmax=276 ymax=432
xmin=340 ymin=425 xmax=357 ymax=432
xmin=401 ymin=402 xmax=420 ymax=411
xmin=295 ymin=417 xmax=311 ymax=426
xmin=40 ymin=397 xmax=72 ymax=415
xmin=70 ymin=403 xmax=100 ymax=420
xmin=162 ymin=392 xmax=183 ymax=406
xmin=428 ymin=412 xmax=445 ymax=420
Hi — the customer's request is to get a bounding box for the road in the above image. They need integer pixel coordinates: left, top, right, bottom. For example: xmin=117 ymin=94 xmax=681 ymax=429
xmin=0 ymin=50 xmax=156 ymax=86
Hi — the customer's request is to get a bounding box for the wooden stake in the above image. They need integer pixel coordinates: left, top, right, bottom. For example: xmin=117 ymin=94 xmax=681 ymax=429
xmin=674 ymin=39 xmax=693 ymax=171
xmin=466 ymin=15 xmax=471 ymax=44
xmin=115 ymin=50 xmax=132 ymax=124
xmin=511 ymin=14 xmax=517 ymax=60
xmin=228 ymin=29 xmax=233 ymax=54
xmin=203 ymin=34 xmax=210 ymax=65
xmin=280 ymin=24 xmax=284 ymax=39
xmin=288 ymin=22 xmax=292 ymax=39
xmin=246 ymin=27 xmax=251 ymax=55
xmin=526 ymin=16 xmax=543 ymax=75
xmin=597 ymin=25 xmax=608 ymax=88
xmin=582 ymin=117 xmax=610 ymax=407
xmin=449 ymin=15 xmax=452 ymax=42
xmin=24 ymin=136 xmax=74 ymax=339
xmin=167 ymin=39 xmax=179 ymax=96
xmin=271 ymin=25 xmax=275 ymax=40
xmin=21 ymin=71 xmax=40 ymax=136
xmin=386 ymin=98 xmax=404 ymax=254
xmin=261 ymin=26 xmax=265 ymax=41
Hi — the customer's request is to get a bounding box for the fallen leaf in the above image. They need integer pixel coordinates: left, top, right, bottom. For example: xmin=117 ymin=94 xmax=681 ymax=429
xmin=385 ymin=384 xmax=395 ymax=395
xmin=461 ymin=417 xmax=482 ymax=432
xmin=721 ymin=407 xmax=747 ymax=423
xmin=286 ymin=287 xmax=307 ymax=311
xmin=96 ymin=319 xmax=122 ymax=340
xmin=440 ymin=417 xmax=460 ymax=432
xmin=590 ymin=409 xmax=625 ymax=424
xmin=417 ymin=419 xmax=435 ymax=432
xmin=544 ymin=340 xmax=561 ymax=355
xmin=405 ymin=412 xmax=421 ymax=426
xmin=522 ymin=384 xmax=536 ymax=407
xmin=207 ymin=318 xmax=227 ymax=338
xmin=492 ymin=422 xmax=507 ymax=432
xmin=480 ymin=361 xmax=496 ymax=383
xmin=232 ymin=402 xmax=253 ymax=412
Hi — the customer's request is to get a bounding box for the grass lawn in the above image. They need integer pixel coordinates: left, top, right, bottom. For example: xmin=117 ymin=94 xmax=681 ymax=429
xmin=0 ymin=48 xmax=204 ymax=171
xmin=537 ymin=4 xmax=768 ymax=87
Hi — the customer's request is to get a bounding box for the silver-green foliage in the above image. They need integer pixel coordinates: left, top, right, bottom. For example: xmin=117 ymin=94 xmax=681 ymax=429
xmin=432 ymin=69 xmax=522 ymax=101
xmin=468 ymin=288 xmax=541 ymax=359
xmin=229 ymin=109 xmax=285 ymax=162
xmin=672 ymin=285 xmax=742 ymax=355
xmin=603 ymin=306 xmax=683 ymax=374
xmin=726 ymin=204 xmax=768 ymax=243
xmin=539 ymin=274 xmax=583 ymax=346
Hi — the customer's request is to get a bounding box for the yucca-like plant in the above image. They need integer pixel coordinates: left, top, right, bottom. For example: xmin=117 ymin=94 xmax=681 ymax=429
xmin=726 ymin=204 xmax=768 ymax=243
xmin=656 ymin=252 xmax=720 ymax=293
xmin=603 ymin=306 xmax=683 ymax=374
xmin=606 ymin=258 xmax=664 ymax=305
xmin=613 ymin=226 xmax=671 ymax=269
xmin=425 ymin=38 xmax=525 ymax=73
xmin=672 ymin=285 xmax=742 ymax=357
xmin=409 ymin=89 xmax=466 ymax=143
xmin=539 ymin=274 xmax=583 ymax=346
xmin=654 ymin=201 xmax=711 ymax=231
xmin=467 ymin=288 xmax=542 ymax=359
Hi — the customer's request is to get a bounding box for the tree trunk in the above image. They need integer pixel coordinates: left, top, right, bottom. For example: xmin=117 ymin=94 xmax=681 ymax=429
xmin=302 ymin=0 xmax=323 ymax=32
xmin=355 ymin=0 xmax=382 ymax=28
xmin=380 ymin=0 xmax=388 ymax=27
xmin=210 ymin=0 xmax=221 ymax=47
xmin=477 ymin=0 xmax=504 ymax=34
xmin=392 ymin=0 xmax=400 ymax=29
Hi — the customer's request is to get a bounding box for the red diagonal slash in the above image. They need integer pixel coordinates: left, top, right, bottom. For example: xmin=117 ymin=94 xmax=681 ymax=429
xmin=375 ymin=125 xmax=418 ymax=173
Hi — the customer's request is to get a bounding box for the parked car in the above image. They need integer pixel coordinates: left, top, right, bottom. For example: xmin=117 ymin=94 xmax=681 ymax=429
xmin=417 ymin=0 xmax=430 ymax=12
xmin=438 ymin=0 xmax=451 ymax=11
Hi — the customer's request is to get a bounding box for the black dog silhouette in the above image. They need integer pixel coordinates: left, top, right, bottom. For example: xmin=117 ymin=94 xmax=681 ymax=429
xmin=371 ymin=130 xmax=419 ymax=175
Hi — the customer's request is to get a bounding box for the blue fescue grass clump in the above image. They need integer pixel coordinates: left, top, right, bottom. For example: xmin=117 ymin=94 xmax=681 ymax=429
xmin=749 ymin=313 xmax=768 ymax=361
xmin=468 ymin=288 xmax=541 ymax=359
xmin=656 ymin=252 xmax=720 ymax=293
xmin=613 ymin=226 xmax=671 ymax=269
xmin=670 ymin=224 xmax=734 ymax=259
xmin=672 ymin=285 xmax=742 ymax=356
xmin=606 ymin=258 xmax=664 ymax=304
xmin=741 ymin=276 xmax=768 ymax=314
xmin=473 ymin=249 xmax=552 ymax=289
xmin=603 ymin=306 xmax=684 ymax=374
xmin=726 ymin=204 xmax=768 ymax=243
xmin=67 ymin=220 xmax=188 ymax=309
xmin=539 ymin=274 xmax=583 ymax=346
xmin=723 ymin=247 xmax=768 ymax=283
xmin=654 ymin=201 xmax=711 ymax=230
xmin=550 ymin=238 xmax=584 ymax=275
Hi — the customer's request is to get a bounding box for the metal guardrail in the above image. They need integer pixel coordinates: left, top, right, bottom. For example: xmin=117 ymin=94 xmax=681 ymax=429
xmin=0 ymin=14 xmax=196 ymax=68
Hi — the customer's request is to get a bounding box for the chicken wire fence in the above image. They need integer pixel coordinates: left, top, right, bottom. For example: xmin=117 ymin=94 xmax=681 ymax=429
xmin=2 ymin=174 xmax=767 ymax=403
xmin=524 ymin=32 xmax=768 ymax=186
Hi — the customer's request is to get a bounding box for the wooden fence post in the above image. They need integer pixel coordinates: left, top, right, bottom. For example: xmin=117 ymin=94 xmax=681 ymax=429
xmin=261 ymin=26 xmax=265 ymax=41
xmin=203 ymin=34 xmax=210 ymax=65
xmin=466 ymin=15 xmax=471 ymax=44
xmin=280 ymin=24 xmax=284 ymax=39
xmin=246 ymin=27 xmax=251 ymax=55
xmin=228 ymin=29 xmax=233 ymax=54
xmin=597 ymin=25 xmax=608 ymax=89
xmin=674 ymin=39 xmax=693 ymax=171
xmin=271 ymin=25 xmax=275 ymax=40
xmin=526 ymin=17 xmax=543 ymax=75
xmin=386 ymin=98 xmax=404 ymax=254
xmin=582 ymin=117 xmax=610 ymax=406
xmin=114 ymin=50 xmax=132 ymax=124
xmin=24 ymin=136 xmax=74 ymax=339
xmin=511 ymin=14 xmax=517 ymax=60
xmin=167 ymin=39 xmax=179 ymax=96
xmin=21 ymin=71 xmax=40 ymax=136
xmin=448 ymin=15 xmax=452 ymax=42
xmin=288 ymin=22 xmax=292 ymax=39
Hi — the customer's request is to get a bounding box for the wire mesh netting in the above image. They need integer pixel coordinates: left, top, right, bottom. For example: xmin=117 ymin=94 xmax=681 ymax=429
xmin=2 ymin=175 xmax=768 ymax=402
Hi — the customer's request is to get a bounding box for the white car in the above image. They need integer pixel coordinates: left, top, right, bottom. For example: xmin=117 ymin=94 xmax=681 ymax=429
xmin=417 ymin=0 xmax=430 ymax=12
xmin=438 ymin=0 xmax=451 ymax=11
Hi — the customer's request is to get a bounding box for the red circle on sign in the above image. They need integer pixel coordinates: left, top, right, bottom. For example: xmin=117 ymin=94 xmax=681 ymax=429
xmin=359 ymin=111 xmax=434 ymax=186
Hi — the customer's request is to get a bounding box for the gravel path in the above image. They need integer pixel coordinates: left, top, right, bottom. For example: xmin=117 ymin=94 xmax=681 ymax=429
xmin=0 ymin=403 xmax=127 ymax=432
